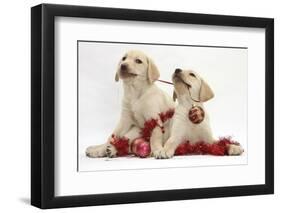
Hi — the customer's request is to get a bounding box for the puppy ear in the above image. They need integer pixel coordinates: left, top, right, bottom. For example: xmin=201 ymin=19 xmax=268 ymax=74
xmin=147 ymin=57 xmax=160 ymax=83
xmin=173 ymin=90 xmax=177 ymax=102
xmin=199 ymin=79 xmax=214 ymax=102
xmin=115 ymin=71 xmax=119 ymax=82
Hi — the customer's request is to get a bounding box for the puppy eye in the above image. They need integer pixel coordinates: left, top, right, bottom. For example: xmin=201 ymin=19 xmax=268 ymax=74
xmin=189 ymin=73 xmax=196 ymax=78
xmin=135 ymin=59 xmax=143 ymax=64
xmin=122 ymin=56 xmax=126 ymax=61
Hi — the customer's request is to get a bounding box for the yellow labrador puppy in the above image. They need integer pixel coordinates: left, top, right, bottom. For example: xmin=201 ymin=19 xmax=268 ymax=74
xmin=86 ymin=50 xmax=175 ymax=158
xmin=158 ymin=68 xmax=244 ymax=159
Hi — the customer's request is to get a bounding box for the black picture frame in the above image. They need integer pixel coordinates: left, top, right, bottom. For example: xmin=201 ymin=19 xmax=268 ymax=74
xmin=31 ymin=3 xmax=274 ymax=209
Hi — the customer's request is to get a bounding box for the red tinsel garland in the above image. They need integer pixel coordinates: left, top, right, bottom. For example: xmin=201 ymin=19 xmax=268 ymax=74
xmin=110 ymin=109 xmax=175 ymax=156
xmin=109 ymin=109 xmax=241 ymax=157
xmin=159 ymin=109 xmax=175 ymax=123
xmin=140 ymin=119 xmax=159 ymax=141
xmin=175 ymin=137 xmax=240 ymax=156
xmin=109 ymin=134 xmax=129 ymax=156
xmin=110 ymin=135 xmax=240 ymax=157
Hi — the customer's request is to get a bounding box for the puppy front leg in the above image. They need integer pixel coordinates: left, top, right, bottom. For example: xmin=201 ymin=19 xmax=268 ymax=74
xmin=105 ymin=114 xmax=134 ymax=158
xmin=161 ymin=137 xmax=182 ymax=158
xmin=150 ymin=126 xmax=165 ymax=158
xmin=159 ymin=118 xmax=188 ymax=159
xmin=86 ymin=144 xmax=108 ymax=158
xmin=227 ymin=144 xmax=244 ymax=155
xmin=111 ymin=110 xmax=134 ymax=138
xmin=124 ymin=126 xmax=142 ymax=149
xmin=159 ymin=125 xmax=187 ymax=159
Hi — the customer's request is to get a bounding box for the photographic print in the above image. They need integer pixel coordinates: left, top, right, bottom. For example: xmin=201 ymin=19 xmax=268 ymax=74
xmin=78 ymin=41 xmax=247 ymax=172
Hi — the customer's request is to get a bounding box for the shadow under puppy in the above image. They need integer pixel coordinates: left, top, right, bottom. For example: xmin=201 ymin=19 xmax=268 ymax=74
xmin=86 ymin=50 xmax=175 ymax=158
xmin=157 ymin=68 xmax=244 ymax=159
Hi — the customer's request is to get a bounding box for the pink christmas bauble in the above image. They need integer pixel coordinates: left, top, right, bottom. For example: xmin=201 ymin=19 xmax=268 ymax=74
xmin=132 ymin=138 xmax=151 ymax=158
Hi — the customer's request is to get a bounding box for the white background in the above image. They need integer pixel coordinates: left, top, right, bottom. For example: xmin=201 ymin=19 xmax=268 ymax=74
xmin=0 ymin=0 xmax=279 ymax=212
xmin=78 ymin=42 xmax=248 ymax=172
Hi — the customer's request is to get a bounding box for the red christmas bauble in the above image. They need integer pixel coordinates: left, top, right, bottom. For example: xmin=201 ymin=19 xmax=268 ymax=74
xmin=188 ymin=105 xmax=205 ymax=124
xmin=131 ymin=138 xmax=151 ymax=158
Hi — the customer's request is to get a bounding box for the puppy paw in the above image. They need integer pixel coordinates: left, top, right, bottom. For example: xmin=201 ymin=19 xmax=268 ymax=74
xmin=153 ymin=148 xmax=173 ymax=159
xmin=152 ymin=149 xmax=163 ymax=159
xmin=163 ymin=148 xmax=175 ymax=159
xmin=228 ymin=144 xmax=244 ymax=155
xmin=105 ymin=144 xmax=118 ymax=158
xmin=86 ymin=145 xmax=106 ymax=158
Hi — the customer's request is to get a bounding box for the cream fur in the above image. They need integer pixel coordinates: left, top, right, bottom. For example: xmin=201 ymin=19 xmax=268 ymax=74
xmin=159 ymin=69 xmax=243 ymax=158
xmin=86 ymin=50 xmax=175 ymax=158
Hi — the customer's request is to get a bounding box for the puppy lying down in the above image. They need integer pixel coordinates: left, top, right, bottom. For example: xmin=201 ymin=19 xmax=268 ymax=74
xmin=157 ymin=68 xmax=244 ymax=159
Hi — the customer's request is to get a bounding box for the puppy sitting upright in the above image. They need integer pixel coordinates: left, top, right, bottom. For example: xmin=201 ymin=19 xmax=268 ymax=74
xmin=86 ymin=50 xmax=175 ymax=158
xmin=158 ymin=68 xmax=244 ymax=159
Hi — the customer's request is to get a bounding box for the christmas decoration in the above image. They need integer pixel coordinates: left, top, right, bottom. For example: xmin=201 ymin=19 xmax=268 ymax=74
xmin=188 ymin=105 xmax=205 ymax=124
xmin=131 ymin=138 xmax=151 ymax=158
xmin=175 ymin=137 xmax=240 ymax=156
xmin=109 ymin=134 xmax=129 ymax=156
xmin=109 ymin=109 xmax=241 ymax=158
xmin=141 ymin=109 xmax=175 ymax=140
xmin=110 ymin=135 xmax=240 ymax=158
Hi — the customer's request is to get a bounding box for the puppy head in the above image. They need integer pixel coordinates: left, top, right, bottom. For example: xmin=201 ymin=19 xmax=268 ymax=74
xmin=115 ymin=50 xmax=160 ymax=84
xmin=172 ymin=68 xmax=214 ymax=103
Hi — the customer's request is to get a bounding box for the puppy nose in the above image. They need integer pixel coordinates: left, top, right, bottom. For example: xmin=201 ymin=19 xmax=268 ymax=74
xmin=121 ymin=64 xmax=128 ymax=71
xmin=175 ymin=68 xmax=182 ymax=74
